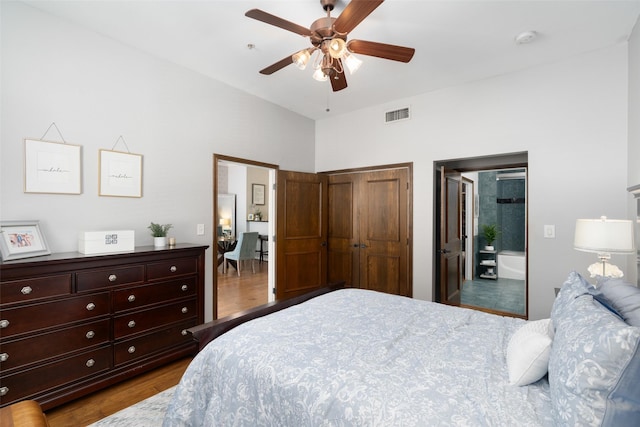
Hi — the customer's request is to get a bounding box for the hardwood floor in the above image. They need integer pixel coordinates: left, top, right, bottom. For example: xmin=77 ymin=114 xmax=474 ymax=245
xmin=217 ymin=259 xmax=269 ymax=317
xmin=45 ymin=261 xmax=269 ymax=426
xmin=45 ymin=357 xmax=192 ymax=426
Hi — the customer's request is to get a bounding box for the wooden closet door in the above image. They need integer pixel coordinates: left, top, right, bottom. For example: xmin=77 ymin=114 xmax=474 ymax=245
xmin=328 ymin=173 xmax=360 ymax=288
xmin=328 ymin=168 xmax=411 ymax=297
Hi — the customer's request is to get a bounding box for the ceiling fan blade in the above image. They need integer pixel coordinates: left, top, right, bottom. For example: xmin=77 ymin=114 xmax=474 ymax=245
xmin=245 ymin=9 xmax=312 ymax=37
xmin=330 ymin=65 xmax=348 ymax=92
xmin=259 ymin=55 xmax=295 ymax=75
xmin=333 ymin=0 xmax=384 ymax=34
xmin=347 ymin=39 xmax=415 ymax=62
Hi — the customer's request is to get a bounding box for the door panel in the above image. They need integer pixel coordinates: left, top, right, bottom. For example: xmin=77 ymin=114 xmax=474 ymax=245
xmin=365 ymin=254 xmax=401 ymax=295
xmin=328 ymin=168 xmax=410 ymax=297
xmin=439 ymin=168 xmax=462 ymax=306
xmin=328 ymin=175 xmax=359 ymax=287
xmin=276 ymin=170 xmax=328 ymax=300
xmin=360 ymin=170 xmax=409 ymax=296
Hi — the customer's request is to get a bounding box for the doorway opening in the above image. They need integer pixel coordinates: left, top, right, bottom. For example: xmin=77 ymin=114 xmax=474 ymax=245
xmin=214 ymin=154 xmax=278 ymax=319
xmin=434 ymin=152 xmax=528 ymax=318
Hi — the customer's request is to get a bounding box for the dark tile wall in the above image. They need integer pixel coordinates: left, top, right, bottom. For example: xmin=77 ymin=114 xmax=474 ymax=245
xmin=478 ymin=171 xmax=526 ymax=253
xmin=497 ymin=178 xmax=526 ymax=252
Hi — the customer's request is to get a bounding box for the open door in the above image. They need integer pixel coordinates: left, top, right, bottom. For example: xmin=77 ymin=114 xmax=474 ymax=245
xmin=276 ymin=170 xmax=328 ymax=300
xmin=439 ymin=167 xmax=463 ymax=306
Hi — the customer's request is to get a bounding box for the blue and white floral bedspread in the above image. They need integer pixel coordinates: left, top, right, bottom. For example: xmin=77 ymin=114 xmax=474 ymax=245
xmin=163 ymin=289 xmax=552 ymax=426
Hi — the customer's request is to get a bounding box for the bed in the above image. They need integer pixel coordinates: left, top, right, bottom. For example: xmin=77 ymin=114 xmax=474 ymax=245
xmin=163 ymin=272 xmax=640 ymax=426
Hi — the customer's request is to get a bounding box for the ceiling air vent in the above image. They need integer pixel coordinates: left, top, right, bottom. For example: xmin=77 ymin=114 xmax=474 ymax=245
xmin=385 ymin=107 xmax=410 ymax=123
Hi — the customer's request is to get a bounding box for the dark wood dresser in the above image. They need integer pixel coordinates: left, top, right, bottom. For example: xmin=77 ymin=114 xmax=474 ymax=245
xmin=0 ymin=244 xmax=208 ymax=410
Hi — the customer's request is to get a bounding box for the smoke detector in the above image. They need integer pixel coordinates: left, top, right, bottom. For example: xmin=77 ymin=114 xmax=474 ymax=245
xmin=514 ymin=31 xmax=537 ymax=45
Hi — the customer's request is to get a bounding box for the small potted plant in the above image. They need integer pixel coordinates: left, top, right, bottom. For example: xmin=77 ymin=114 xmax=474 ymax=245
xmin=481 ymin=224 xmax=499 ymax=251
xmin=148 ymin=222 xmax=173 ymax=247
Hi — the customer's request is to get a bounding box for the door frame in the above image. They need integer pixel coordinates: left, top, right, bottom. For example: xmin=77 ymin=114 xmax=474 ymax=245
xmin=213 ymin=154 xmax=279 ymax=319
xmin=433 ymin=152 xmax=528 ymax=318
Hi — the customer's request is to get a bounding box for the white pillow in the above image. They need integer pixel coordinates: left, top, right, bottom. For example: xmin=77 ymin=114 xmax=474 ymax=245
xmin=506 ymin=318 xmax=553 ymax=386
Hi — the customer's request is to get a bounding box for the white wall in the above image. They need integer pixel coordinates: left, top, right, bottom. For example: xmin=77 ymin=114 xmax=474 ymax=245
xmin=0 ymin=2 xmax=315 ymax=322
xmin=316 ymin=45 xmax=630 ymax=320
xmin=629 ymin=17 xmax=640 ymax=190
xmin=628 ymin=16 xmax=640 ymax=286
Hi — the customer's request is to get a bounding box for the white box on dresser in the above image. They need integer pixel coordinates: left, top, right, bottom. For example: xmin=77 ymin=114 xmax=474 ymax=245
xmin=78 ymin=230 xmax=135 ymax=254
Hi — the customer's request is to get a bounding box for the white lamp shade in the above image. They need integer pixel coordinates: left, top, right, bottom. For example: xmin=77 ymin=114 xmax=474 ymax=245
xmin=574 ymin=217 xmax=635 ymax=254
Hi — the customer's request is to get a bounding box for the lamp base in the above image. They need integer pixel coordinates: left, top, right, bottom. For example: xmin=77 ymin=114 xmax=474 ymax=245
xmin=587 ymin=260 xmax=624 ymax=279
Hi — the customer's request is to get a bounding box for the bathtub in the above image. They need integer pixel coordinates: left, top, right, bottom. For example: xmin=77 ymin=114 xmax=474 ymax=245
xmin=497 ymin=250 xmax=526 ymax=280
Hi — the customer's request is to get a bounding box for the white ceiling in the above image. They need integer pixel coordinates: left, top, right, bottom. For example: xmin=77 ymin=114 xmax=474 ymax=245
xmin=22 ymin=0 xmax=640 ymax=120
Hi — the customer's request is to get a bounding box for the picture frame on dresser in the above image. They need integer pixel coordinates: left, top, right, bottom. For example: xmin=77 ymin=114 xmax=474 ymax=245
xmin=0 ymin=220 xmax=51 ymax=261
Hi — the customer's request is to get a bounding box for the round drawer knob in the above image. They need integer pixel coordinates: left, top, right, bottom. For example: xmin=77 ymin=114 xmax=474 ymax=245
xmin=181 ymin=329 xmax=188 ymax=336
xmin=181 ymin=307 xmax=188 ymax=314
xmin=128 ymin=346 xmax=136 ymax=354
xmin=0 ymin=353 xmax=9 ymax=362
xmin=170 ymin=265 xmax=177 ymax=273
xmin=0 ymin=320 xmax=9 ymax=329
xmin=181 ymin=284 xmax=188 ymax=291
xmin=108 ymin=274 xmax=117 ymax=282
xmin=0 ymin=387 xmax=8 ymax=396
xmin=86 ymin=331 xmax=95 ymax=339
xmin=86 ymin=303 xmax=96 ymax=311
xmin=127 ymin=294 xmax=136 ymax=303
xmin=128 ymin=320 xmax=136 ymax=328
xmin=21 ymin=286 xmax=33 ymax=295
xmin=86 ymin=359 xmax=95 ymax=368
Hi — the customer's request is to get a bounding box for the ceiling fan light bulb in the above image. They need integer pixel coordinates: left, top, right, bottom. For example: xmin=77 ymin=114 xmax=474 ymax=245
xmin=312 ymin=68 xmax=328 ymax=82
xmin=292 ymin=49 xmax=311 ymax=70
xmin=344 ymin=52 xmax=362 ymax=75
xmin=328 ymin=38 xmax=346 ymax=59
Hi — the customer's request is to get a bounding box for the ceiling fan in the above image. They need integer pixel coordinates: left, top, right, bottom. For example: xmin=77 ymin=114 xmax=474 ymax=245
xmin=245 ymin=0 xmax=415 ymax=92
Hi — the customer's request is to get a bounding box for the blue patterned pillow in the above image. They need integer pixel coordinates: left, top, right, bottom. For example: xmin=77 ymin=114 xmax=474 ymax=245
xmin=549 ymin=294 xmax=640 ymax=426
xmin=551 ymin=271 xmax=592 ymax=330
xmin=592 ymin=278 xmax=640 ymax=327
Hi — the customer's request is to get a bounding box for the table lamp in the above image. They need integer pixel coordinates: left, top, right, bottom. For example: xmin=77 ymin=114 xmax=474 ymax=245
xmin=574 ymin=216 xmax=635 ymax=278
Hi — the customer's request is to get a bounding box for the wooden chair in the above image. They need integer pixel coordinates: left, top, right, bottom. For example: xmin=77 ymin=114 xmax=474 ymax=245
xmin=223 ymin=232 xmax=259 ymax=276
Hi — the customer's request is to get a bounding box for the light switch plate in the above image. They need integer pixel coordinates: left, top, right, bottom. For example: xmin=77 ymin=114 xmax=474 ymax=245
xmin=544 ymin=225 xmax=555 ymax=238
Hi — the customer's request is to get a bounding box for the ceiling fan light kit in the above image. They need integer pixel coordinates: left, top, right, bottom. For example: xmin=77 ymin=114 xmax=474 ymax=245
xmin=245 ymin=0 xmax=415 ymax=92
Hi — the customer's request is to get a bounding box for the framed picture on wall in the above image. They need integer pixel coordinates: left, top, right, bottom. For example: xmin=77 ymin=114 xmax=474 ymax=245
xmin=99 ymin=149 xmax=143 ymax=197
xmin=0 ymin=220 xmax=51 ymax=260
xmin=24 ymin=139 xmax=82 ymax=194
xmin=252 ymin=183 xmax=265 ymax=205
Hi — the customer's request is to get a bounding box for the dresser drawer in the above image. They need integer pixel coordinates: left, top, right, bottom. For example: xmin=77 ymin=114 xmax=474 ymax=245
xmin=0 ymin=345 xmax=111 ymax=406
xmin=76 ymin=265 xmax=144 ymax=292
xmin=0 ymin=275 xmax=72 ymax=305
xmin=147 ymin=257 xmax=196 ymax=281
xmin=114 ymin=319 xmax=197 ymax=366
xmin=114 ymin=299 xmax=196 ymax=339
xmin=0 ymin=319 xmax=110 ymax=372
xmin=113 ymin=277 xmax=196 ymax=312
xmin=0 ymin=293 xmax=109 ymax=339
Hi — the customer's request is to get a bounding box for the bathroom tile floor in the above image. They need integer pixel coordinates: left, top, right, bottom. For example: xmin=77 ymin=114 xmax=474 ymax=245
xmin=461 ymin=277 xmax=526 ymax=316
